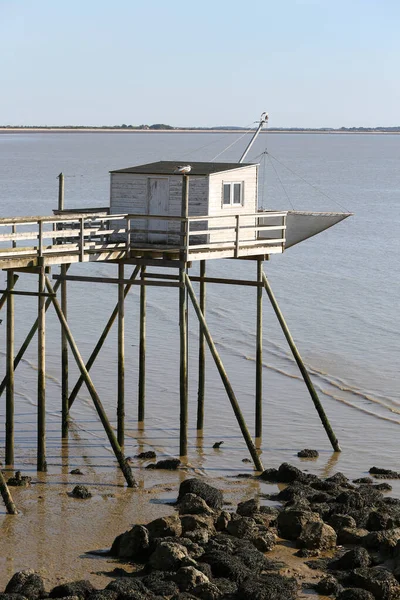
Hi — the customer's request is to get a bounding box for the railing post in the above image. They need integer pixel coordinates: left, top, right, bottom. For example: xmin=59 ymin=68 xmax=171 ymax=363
xmin=57 ymin=173 xmax=65 ymax=211
xmin=125 ymin=217 xmax=131 ymax=258
xmin=6 ymin=270 xmax=15 ymax=466
xmin=38 ymin=220 xmax=43 ymax=259
xmin=11 ymin=224 xmax=17 ymax=249
xmin=282 ymin=213 xmax=287 ymax=251
xmin=79 ymin=217 xmax=85 ymax=262
xmin=235 ymin=214 xmax=240 ymax=258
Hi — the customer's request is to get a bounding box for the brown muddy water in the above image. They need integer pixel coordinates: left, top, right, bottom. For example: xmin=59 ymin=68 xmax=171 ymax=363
xmin=0 ymin=132 xmax=399 ymax=594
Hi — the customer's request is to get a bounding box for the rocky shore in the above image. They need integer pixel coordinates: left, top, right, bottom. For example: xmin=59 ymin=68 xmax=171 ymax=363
xmin=3 ymin=463 xmax=400 ymax=599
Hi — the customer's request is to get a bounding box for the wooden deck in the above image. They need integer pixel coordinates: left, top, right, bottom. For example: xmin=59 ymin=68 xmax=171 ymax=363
xmin=0 ymin=210 xmax=287 ymax=269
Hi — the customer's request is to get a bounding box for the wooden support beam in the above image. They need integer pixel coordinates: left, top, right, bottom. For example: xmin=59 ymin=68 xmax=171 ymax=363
xmin=0 ymin=470 xmax=18 ymax=514
xmin=138 ymin=266 xmax=146 ymax=422
xmin=53 ymin=274 xmax=180 ymax=288
xmin=61 ymin=264 xmax=69 ymax=438
xmin=0 ymin=290 xmax=55 ymax=298
xmin=68 ymin=265 xmax=140 ymax=409
xmin=0 ymin=276 xmax=65 ymax=398
xmin=185 ymin=273 xmax=264 ymax=472
xmin=117 ymin=262 xmax=125 ymax=448
xmin=179 ymin=175 xmax=189 ymax=457
xmin=255 ymin=259 xmax=263 ymax=441
xmin=6 ymin=271 xmax=15 ymax=465
xmin=44 ymin=276 xmax=136 ymax=487
xmin=197 ymin=260 xmax=206 ymax=431
xmin=0 ymin=275 xmax=18 ymax=312
xmin=142 ymin=273 xmax=261 ymax=287
xmin=37 ymin=262 xmax=47 ymax=471
xmin=261 ymin=271 xmax=341 ymax=452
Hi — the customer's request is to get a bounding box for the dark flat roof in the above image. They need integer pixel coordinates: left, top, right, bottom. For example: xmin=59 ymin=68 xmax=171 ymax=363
xmin=110 ymin=161 xmax=257 ymax=176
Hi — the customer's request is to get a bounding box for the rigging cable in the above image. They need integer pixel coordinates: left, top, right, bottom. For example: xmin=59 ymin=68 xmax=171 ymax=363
xmin=180 ymin=122 xmax=257 ymax=160
xmin=267 ymin=152 xmax=295 ymax=210
xmin=210 ymin=123 xmax=259 ymax=161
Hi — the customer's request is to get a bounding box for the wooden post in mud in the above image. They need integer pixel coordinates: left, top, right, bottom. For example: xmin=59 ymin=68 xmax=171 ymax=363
xmin=61 ymin=264 xmax=69 ymax=438
xmin=57 ymin=173 xmax=65 ymax=211
xmin=44 ymin=276 xmax=136 ymax=487
xmin=37 ymin=261 xmax=47 ymax=471
xmin=117 ymin=262 xmax=125 ymax=448
xmin=179 ymin=175 xmax=189 ymax=457
xmin=0 ymin=276 xmax=64 ymax=399
xmin=261 ymin=271 xmax=341 ymax=452
xmin=6 ymin=270 xmax=15 ymax=465
xmin=138 ymin=266 xmax=146 ymax=423
xmin=185 ymin=273 xmax=264 ymax=472
xmin=0 ymin=471 xmax=18 ymax=515
xmin=197 ymin=260 xmax=206 ymax=431
xmin=255 ymin=259 xmax=263 ymax=441
xmin=68 ymin=265 xmax=141 ymax=409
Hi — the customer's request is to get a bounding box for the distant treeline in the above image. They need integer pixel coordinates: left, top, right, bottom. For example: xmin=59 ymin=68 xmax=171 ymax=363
xmin=1 ymin=123 xmax=400 ymax=132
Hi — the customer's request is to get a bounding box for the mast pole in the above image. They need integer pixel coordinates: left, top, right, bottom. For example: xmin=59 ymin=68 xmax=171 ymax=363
xmin=239 ymin=112 xmax=268 ymax=163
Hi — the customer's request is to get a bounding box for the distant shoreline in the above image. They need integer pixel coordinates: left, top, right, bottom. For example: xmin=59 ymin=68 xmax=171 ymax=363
xmin=0 ymin=128 xmax=399 ymax=135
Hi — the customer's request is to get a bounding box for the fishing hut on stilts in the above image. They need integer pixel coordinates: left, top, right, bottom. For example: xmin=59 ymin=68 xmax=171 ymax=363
xmin=0 ymin=113 xmax=352 ymax=499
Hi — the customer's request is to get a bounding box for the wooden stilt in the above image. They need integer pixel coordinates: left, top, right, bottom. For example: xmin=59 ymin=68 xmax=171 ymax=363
xmin=117 ymin=262 xmax=125 ymax=448
xmin=68 ymin=265 xmax=140 ymax=409
xmin=196 ymin=260 xmax=206 ymax=430
xmin=185 ymin=274 xmax=264 ymax=471
xmin=6 ymin=271 xmax=15 ymax=466
xmin=37 ymin=262 xmax=47 ymax=471
xmin=255 ymin=259 xmax=263 ymax=441
xmin=0 ymin=275 xmax=64 ymax=398
xmin=0 ymin=470 xmax=18 ymax=514
xmin=261 ymin=271 xmax=341 ymax=452
xmin=44 ymin=276 xmax=136 ymax=487
xmin=179 ymin=176 xmax=189 ymax=457
xmin=61 ymin=264 xmax=69 ymax=438
xmin=0 ymin=275 xmax=18 ymax=312
xmin=138 ymin=266 xmax=146 ymax=422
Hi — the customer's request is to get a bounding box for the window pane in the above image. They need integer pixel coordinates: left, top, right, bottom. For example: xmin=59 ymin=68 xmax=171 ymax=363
xmin=233 ymin=183 xmax=241 ymax=204
xmin=223 ymin=183 xmax=231 ymax=204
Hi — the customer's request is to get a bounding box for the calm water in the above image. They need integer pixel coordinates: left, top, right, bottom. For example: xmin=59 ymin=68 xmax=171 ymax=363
xmin=0 ymin=131 xmax=399 ymax=484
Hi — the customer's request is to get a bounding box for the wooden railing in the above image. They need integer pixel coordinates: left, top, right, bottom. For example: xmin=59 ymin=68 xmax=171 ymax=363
xmin=0 ymin=210 xmax=287 ymax=264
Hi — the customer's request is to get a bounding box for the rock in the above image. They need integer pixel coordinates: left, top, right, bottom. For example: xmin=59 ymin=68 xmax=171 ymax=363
xmin=146 ymin=458 xmax=181 ymax=470
xmin=184 ymin=529 xmax=210 ymax=546
xmin=71 ymin=485 xmax=92 ymax=499
xmin=330 ymin=547 xmax=371 ymax=570
xmin=212 ymin=442 xmax=224 ymax=449
xmin=277 ymin=462 xmax=306 ymax=483
xmin=326 ymin=472 xmax=351 ymax=486
xmin=0 ymin=595 xmax=33 ymax=600
xmin=297 ymin=521 xmax=337 ymax=550
xmin=274 ymin=481 xmax=312 ymax=503
xmin=363 ymin=528 xmax=400 ymax=553
xmin=88 ymin=592 xmax=118 ymax=600
xmin=50 ymin=581 xmax=95 ymax=599
xmin=174 ymin=566 xmax=209 ymax=591
xmin=70 ymin=468 xmax=83 ymax=475
xmin=258 ymin=468 xmax=279 ymax=482
xmin=351 ymin=567 xmax=400 ymax=600
xmin=7 ymin=471 xmax=32 ymax=487
xmin=226 ymin=516 xmax=257 ymax=540
xmin=297 ymin=449 xmax=319 ymax=458
xmin=315 ymin=574 xmax=343 ymax=596
xmin=238 ymin=573 xmax=298 ymax=599
xmin=181 ymin=514 xmax=215 ymax=536
xmin=105 ymin=578 xmax=149 ymax=598
xmin=141 ymin=572 xmax=179 ymax=597
xmin=277 ymin=509 xmax=321 ymax=541
xmin=192 ymin=582 xmax=223 ymax=600
xmin=114 ymin=524 xmax=150 ymax=560
xmin=374 ymin=483 xmax=393 ymax=492
xmin=200 ymin=548 xmax=251 ymax=583
xmin=253 ymin=531 xmax=277 ymax=552
xmin=354 ymin=477 xmax=374 ymax=484
xmin=178 ymin=494 xmax=214 ymax=516
xmin=366 ymin=511 xmax=394 ymax=531
xmin=147 ymin=514 xmax=182 ymax=539
xmin=337 ymin=527 xmax=369 ymax=545
xmin=215 ymin=511 xmax=231 ymax=532
xmin=149 ymin=541 xmax=189 ymax=570
xmin=236 ymin=498 xmax=259 ymax=517
xmin=135 ymin=450 xmax=156 ymax=459
xmin=178 ymin=479 xmax=223 ymax=511
xmin=329 ymin=514 xmax=357 ymax=532
xmin=369 ymin=467 xmax=400 ymax=479
xmin=5 ymin=571 xmax=45 ymax=599
xmin=337 ymin=590 xmax=375 ymax=600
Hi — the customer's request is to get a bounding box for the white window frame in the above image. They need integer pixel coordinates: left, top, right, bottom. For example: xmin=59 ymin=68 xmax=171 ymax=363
xmin=222 ymin=181 xmax=244 ymax=207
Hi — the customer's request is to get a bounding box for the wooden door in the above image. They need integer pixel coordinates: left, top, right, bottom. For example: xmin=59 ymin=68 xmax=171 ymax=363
xmin=147 ymin=178 xmax=169 ymax=243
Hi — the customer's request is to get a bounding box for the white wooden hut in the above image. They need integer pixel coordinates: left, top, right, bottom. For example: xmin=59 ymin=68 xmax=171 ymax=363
xmin=109 ymin=161 xmax=260 ymax=250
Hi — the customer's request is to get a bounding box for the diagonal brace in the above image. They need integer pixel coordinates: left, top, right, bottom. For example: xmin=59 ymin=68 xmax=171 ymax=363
xmin=185 ymin=273 xmax=264 ymax=471
xmin=262 ymin=271 xmax=341 ymax=452
xmin=68 ymin=265 xmax=140 ymax=409
xmin=44 ymin=276 xmax=136 ymax=487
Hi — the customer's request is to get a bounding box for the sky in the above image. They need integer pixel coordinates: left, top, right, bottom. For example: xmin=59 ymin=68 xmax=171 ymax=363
xmin=0 ymin=0 xmax=398 ymax=128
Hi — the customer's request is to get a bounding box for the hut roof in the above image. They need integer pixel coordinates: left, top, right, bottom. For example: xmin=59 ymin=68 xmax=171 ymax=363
xmin=110 ymin=161 xmax=257 ymax=176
